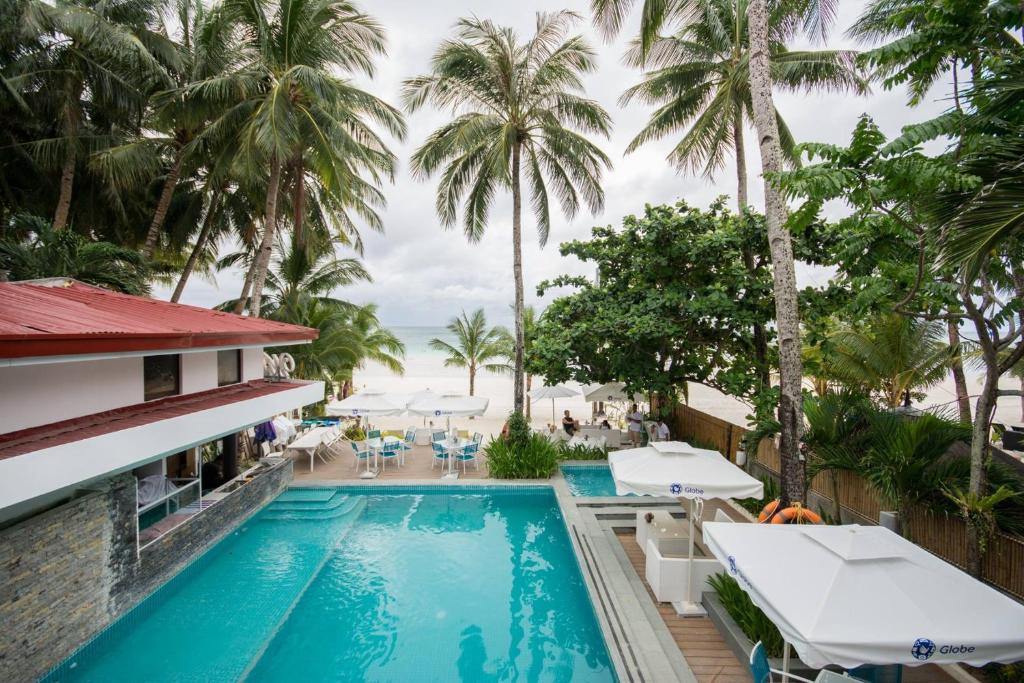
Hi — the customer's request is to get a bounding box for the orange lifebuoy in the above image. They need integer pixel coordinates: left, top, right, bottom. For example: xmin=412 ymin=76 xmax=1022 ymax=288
xmin=758 ymin=499 xmax=823 ymax=525
xmin=758 ymin=499 xmax=781 ymax=523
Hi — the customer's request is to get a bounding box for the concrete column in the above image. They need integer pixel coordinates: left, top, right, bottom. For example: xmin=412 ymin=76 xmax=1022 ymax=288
xmin=222 ymin=433 xmax=239 ymax=481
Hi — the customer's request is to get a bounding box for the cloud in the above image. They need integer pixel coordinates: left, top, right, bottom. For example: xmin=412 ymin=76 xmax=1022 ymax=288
xmin=158 ymin=0 xmax=953 ymax=327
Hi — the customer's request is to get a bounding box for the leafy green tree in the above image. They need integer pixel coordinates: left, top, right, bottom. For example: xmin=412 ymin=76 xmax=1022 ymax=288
xmin=589 ymin=0 xmax=836 ymax=505
xmin=778 ymin=113 xmax=1024 ymax=575
xmin=828 ymin=314 xmax=951 ymax=409
xmin=0 ymin=216 xmax=149 ymax=293
xmin=430 ymin=309 xmax=509 ymax=397
xmin=404 ymin=11 xmax=612 ymax=415
xmin=531 ymin=201 xmax=830 ymax=401
xmin=620 ymin=0 xmax=865 ymax=208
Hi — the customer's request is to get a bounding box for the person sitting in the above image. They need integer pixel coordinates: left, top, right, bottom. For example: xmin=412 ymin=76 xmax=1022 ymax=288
xmin=599 ymin=419 xmax=612 ymax=430
xmin=562 ymin=410 xmax=578 ymax=436
xmin=656 ymin=420 xmax=671 ymax=441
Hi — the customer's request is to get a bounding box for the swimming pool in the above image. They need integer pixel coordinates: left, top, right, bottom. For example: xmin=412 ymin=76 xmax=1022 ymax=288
xmin=44 ymin=486 xmax=616 ymax=682
xmin=561 ymin=465 xmax=633 ymax=498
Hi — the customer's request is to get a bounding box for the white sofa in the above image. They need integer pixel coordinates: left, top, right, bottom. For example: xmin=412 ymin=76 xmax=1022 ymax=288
xmin=645 ymin=537 xmax=724 ymax=611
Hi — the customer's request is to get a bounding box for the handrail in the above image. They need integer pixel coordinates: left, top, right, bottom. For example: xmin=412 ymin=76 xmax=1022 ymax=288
xmin=137 ymin=478 xmax=200 ymax=516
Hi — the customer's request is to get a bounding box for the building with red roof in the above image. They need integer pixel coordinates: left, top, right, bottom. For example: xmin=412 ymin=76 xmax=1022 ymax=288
xmin=0 ymin=278 xmax=324 ymax=524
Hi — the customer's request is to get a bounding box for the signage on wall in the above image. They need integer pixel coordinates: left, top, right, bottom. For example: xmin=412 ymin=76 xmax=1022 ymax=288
xmin=263 ymin=353 xmax=296 ymax=382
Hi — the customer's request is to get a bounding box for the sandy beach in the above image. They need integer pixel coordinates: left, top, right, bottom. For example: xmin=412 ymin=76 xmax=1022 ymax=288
xmin=351 ymin=326 xmax=1024 ymax=439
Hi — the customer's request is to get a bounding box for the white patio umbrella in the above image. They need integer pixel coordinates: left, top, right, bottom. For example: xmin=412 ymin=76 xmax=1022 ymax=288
xmin=406 ymin=393 xmax=489 ymax=431
xmin=325 ymin=392 xmax=407 ymax=418
xmin=583 ymin=381 xmax=642 ymax=404
xmin=609 ymin=442 xmax=762 ymax=615
xmin=529 ymin=384 xmax=578 ymax=423
xmin=702 ymin=522 xmax=1024 ymax=672
xmin=408 ymin=389 xmax=440 ymax=426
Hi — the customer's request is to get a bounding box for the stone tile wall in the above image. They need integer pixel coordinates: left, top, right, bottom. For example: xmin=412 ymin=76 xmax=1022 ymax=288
xmin=0 ymin=460 xmax=291 ymax=681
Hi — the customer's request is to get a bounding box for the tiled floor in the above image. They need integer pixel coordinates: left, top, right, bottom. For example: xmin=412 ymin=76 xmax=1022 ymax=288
xmin=290 ymin=442 xmax=489 ymax=481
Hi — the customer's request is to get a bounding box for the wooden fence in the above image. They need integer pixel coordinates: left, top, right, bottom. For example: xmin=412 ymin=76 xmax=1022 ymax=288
xmin=670 ymin=403 xmax=1024 ymax=599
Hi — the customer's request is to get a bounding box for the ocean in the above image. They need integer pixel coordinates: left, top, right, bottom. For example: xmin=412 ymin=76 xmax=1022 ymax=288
xmin=357 ymin=327 xmax=1024 ymax=433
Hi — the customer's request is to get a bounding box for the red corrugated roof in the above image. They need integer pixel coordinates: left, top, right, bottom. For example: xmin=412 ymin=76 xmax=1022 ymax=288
xmin=0 ymin=379 xmax=311 ymax=458
xmin=0 ymin=279 xmax=317 ymax=358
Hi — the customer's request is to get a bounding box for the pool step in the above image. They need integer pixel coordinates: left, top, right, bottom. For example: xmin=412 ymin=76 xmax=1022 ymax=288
xmin=262 ymin=492 xmax=359 ymax=521
xmin=264 ymin=489 xmax=349 ymax=513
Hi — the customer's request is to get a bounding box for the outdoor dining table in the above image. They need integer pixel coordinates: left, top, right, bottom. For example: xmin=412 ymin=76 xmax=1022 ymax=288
xmin=286 ymin=426 xmax=331 ymax=472
xmin=365 ymin=436 xmax=402 ymax=471
xmin=437 ymin=438 xmax=473 ymax=475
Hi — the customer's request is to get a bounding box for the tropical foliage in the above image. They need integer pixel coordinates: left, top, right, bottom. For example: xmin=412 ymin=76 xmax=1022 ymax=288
xmin=485 ymin=412 xmax=560 ymax=479
xmin=429 ymin=309 xmax=509 ymax=397
xmin=405 ymin=11 xmax=612 ymax=415
xmin=620 ymin=0 xmax=865 ymax=207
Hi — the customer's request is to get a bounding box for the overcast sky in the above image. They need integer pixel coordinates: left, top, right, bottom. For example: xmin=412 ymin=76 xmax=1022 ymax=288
xmin=157 ymin=0 xmax=952 ymax=327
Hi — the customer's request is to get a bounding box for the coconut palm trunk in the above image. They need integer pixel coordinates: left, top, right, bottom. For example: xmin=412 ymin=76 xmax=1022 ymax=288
xmin=171 ymin=188 xmax=221 ymax=302
xmin=733 ymin=111 xmax=748 ymax=210
xmin=747 ymin=0 xmax=804 ymax=504
xmin=54 ymin=153 xmax=76 ymax=231
xmin=143 ymin=150 xmax=185 ymax=258
xmin=511 ymin=139 xmax=526 ymax=414
xmin=247 ymin=155 xmax=282 ymax=318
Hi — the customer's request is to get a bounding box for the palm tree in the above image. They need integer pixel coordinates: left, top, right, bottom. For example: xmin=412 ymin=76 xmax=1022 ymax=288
xmin=404 ymin=11 xmax=612 ymax=414
xmin=620 ymin=0 xmax=865 ymax=209
xmin=861 ymin=411 xmax=971 ymax=538
xmin=802 ymin=391 xmax=872 ymax=522
xmin=590 ymin=0 xmax=837 ymax=505
xmin=204 ymin=0 xmax=404 ymax=316
xmin=16 ymin=0 xmax=175 ymax=231
xmin=0 ymin=215 xmax=149 ymax=293
xmin=828 ymin=314 xmax=951 ymax=410
xmin=430 ymin=309 xmax=509 ymax=397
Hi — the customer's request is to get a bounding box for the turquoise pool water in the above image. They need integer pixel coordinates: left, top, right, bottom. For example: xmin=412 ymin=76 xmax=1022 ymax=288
xmin=44 ymin=486 xmax=616 ymax=682
xmin=561 ymin=465 xmax=633 ymax=498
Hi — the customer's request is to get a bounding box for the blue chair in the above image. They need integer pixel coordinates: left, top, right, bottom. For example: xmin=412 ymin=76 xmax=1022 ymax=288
xmin=350 ymin=441 xmax=374 ymax=471
xmin=749 ymin=642 xmax=814 ymax=683
xmin=402 ymin=428 xmax=416 ymax=454
xmin=431 ymin=441 xmax=450 ymax=470
xmin=367 ymin=428 xmax=381 ymax=440
xmin=379 ymin=441 xmax=402 ymax=471
xmin=456 ymin=442 xmax=480 ymax=473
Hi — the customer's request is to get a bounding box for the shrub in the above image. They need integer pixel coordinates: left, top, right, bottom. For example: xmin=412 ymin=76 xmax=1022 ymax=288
xmin=557 ymin=441 xmax=607 ymax=461
xmin=506 ymin=410 xmax=532 ymax=451
xmin=707 ymin=573 xmax=784 ymax=657
xmin=344 ymin=425 xmax=366 ymax=441
xmin=736 ymin=476 xmax=779 ymax=516
xmin=486 ymin=431 xmax=559 ymax=479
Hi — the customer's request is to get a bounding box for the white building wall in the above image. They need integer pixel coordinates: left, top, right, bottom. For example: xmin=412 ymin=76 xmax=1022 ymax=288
xmin=180 ymin=351 xmax=218 ymax=394
xmin=242 ymin=348 xmax=265 ymax=382
xmin=0 ymin=357 xmax=143 ymax=434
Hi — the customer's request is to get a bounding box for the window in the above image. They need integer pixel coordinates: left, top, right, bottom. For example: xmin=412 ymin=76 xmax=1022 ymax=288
xmin=144 ymin=354 xmax=180 ymax=401
xmin=217 ymin=349 xmax=242 ymax=386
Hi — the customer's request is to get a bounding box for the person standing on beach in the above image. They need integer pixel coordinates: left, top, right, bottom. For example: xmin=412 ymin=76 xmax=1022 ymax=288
xmin=627 ymin=404 xmax=643 ymax=445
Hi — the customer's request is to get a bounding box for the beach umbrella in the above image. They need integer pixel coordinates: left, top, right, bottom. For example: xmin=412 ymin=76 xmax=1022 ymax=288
xmin=407 ymin=393 xmax=488 ymax=431
xmin=583 ymin=382 xmax=642 ymax=404
xmin=609 ymin=442 xmax=762 ymax=616
xmin=325 ymin=392 xmax=407 ymax=418
xmin=702 ymin=522 xmax=1024 ymax=673
xmin=529 ymin=384 xmax=578 ymax=423
xmin=408 ymin=389 xmax=440 ymax=426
